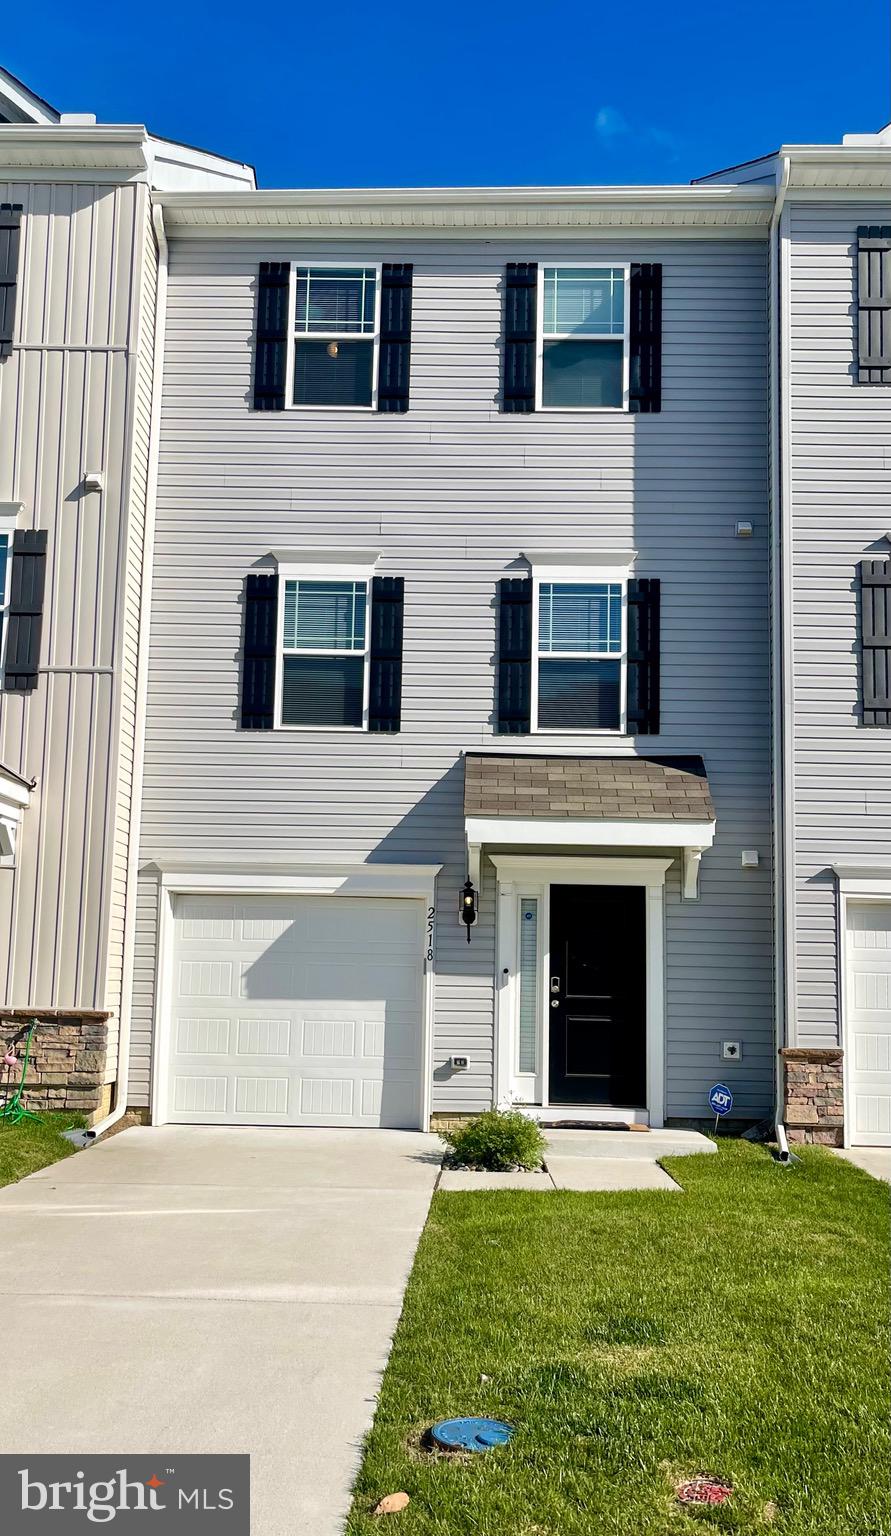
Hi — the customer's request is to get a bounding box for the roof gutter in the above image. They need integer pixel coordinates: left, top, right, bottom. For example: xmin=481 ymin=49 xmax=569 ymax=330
xmin=88 ymin=201 xmax=168 ymax=1141
xmin=769 ymin=154 xmax=793 ymax=1141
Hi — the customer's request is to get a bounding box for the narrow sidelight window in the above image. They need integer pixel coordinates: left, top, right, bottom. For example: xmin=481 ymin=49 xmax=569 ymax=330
xmin=537 ymin=265 xmax=629 ymax=410
xmin=518 ymin=897 xmax=539 ymax=1075
xmin=535 ymin=580 xmax=624 ymax=730
xmin=278 ymin=579 xmax=369 ymax=727
xmin=291 ymin=266 xmax=379 ymax=408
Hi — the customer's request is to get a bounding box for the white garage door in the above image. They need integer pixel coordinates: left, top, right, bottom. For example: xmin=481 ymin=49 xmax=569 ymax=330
xmin=846 ymin=901 xmax=891 ymax=1147
xmin=165 ymin=895 xmax=424 ymax=1128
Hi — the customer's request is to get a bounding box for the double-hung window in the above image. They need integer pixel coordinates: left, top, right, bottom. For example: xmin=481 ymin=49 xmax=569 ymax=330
xmin=277 ymin=575 xmax=369 ymax=728
xmin=533 ymin=576 xmax=626 ymax=731
xmin=537 ymin=265 xmax=629 ymax=410
xmin=289 ymin=265 xmax=380 ymax=409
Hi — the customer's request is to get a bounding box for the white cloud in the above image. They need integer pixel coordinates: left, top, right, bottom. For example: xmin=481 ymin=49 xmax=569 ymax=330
xmin=594 ymin=106 xmax=630 ymax=139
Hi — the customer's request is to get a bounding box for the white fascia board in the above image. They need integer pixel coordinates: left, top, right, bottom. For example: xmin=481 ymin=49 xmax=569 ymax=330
xmin=0 ymin=68 xmax=60 ymax=124
xmin=156 ymin=183 xmax=774 ymax=234
xmin=465 ymin=816 xmax=715 ymax=851
xmin=783 ymin=145 xmax=891 ymax=190
xmin=145 ymin=135 xmax=256 ymax=192
xmin=0 ymin=125 xmax=149 ymax=176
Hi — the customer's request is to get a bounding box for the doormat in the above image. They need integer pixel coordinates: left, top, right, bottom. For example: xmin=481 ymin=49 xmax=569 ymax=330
xmin=540 ymin=1120 xmax=634 ymax=1131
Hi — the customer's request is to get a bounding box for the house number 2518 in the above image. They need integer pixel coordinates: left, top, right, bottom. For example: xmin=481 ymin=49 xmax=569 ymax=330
xmin=425 ymin=906 xmax=435 ymax=966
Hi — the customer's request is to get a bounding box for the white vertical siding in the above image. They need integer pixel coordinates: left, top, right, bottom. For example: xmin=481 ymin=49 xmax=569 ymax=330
xmin=0 ymin=180 xmax=155 ymax=1072
xmin=787 ymin=203 xmax=891 ymax=1046
xmin=131 ymin=233 xmax=773 ymax=1120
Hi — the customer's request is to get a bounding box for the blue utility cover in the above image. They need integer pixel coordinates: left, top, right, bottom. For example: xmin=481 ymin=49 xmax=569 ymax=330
xmin=431 ymin=1417 xmax=513 ymax=1452
xmin=708 ymin=1083 xmax=734 ymax=1116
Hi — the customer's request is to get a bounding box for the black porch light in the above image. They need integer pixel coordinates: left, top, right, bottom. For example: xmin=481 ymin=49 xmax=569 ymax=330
xmin=459 ymin=878 xmax=478 ymax=942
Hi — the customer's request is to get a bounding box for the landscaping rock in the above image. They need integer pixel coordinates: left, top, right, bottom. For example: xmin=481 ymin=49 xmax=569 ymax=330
xmin=372 ymin=1491 xmax=410 ymax=1516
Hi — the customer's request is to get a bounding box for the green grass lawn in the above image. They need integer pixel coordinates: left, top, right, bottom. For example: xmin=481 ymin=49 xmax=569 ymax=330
xmin=0 ymin=1112 xmax=86 ymax=1188
xmin=347 ymin=1142 xmax=890 ymax=1536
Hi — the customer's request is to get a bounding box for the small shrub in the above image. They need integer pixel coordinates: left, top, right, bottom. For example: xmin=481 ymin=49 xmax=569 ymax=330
xmin=441 ymin=1109 xmax=546 ymax=1171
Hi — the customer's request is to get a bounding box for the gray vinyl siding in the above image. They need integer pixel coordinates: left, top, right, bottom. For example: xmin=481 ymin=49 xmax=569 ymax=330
xmin=0 ymin=180 xmax=154 ymax=1066
xmin=132 ymin=233 xmax=772 ymax=1120
xmin=787 ymin=202 xmax=891 ymax=1046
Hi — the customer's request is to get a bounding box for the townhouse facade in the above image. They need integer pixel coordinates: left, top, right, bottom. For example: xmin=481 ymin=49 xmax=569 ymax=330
xmin=1 ymin=65 xmax=888 ymax=1144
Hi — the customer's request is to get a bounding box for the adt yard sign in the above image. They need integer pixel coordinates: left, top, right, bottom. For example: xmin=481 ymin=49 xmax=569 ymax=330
xmin=709 ymin=1083 xmax=733 ymax=1117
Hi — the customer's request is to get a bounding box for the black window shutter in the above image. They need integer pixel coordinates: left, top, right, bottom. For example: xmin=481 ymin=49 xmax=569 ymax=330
xmin=627 ymin=578 xmax=660 ymax=733
xmin=378 ymin=265 xmax=412 ymax=413
xmin=497 ymin=577 xmax=532 ymax=732
xmin=857 ymin=227 xmax=891 ymax=386
xmin=860 ymin=559 xmax=891 ymax=726
xmin=241 ymin=573 xmax=278 ymax=728
xmin=368 ymin=576 xmax=404 ymax=731
xmin=629 ymin=264 xmax=662 ymax=413
xmin=253 ymin=262 xmax=290 ymax=411
xmin=0 ymin=204 xmax=23 ymax=361
xmin=502 ymin=263 xmax=537 ymax=413
xmin=4 ymin=529 xmax=47 ymax=691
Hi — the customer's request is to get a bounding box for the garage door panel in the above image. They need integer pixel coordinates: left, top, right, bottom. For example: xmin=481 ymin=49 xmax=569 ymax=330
xmin=166 ymin=894 xmax=424 ymax=1128
xmin=847 ymin=900 xmax=891 ymax=1147
xmin=175 ymin=1017 xmax=232 ymax=1055
xmin=177 ymin=960 xmax=234 ymax=999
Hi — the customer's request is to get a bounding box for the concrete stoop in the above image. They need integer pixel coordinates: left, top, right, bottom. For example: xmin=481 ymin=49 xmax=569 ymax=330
xmin=438 ymin=1128 xmax=716 ymax=1192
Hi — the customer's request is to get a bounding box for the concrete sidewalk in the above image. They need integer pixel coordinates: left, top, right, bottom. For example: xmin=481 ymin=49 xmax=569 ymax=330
xmin=0 ymin=1126 xmax=441 ymax=1535
xmin=439 ymin=1127 xmax=716 ymax=1191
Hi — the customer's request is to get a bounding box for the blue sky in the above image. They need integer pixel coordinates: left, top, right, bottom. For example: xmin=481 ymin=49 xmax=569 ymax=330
xmin=5 ymin=1 xmax=890 ymax=188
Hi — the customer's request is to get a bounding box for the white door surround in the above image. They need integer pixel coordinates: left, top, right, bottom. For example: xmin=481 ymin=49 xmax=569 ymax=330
xmin=490 ymin=855 xmax=671 ymax=1128
xmin=149 ymin=863 xmax=439 ymax=1130
xmin=836 ymin=870 xmax=891 ymax=1148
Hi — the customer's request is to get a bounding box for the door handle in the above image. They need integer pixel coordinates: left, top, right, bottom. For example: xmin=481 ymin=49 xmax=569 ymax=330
xmin=550 ymin=999 xmax=560 ymax=1009
xmin=550 ymin=976 xmax=560 ymax=994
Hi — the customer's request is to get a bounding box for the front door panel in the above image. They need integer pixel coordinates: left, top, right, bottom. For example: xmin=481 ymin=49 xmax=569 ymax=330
xmin=548 ymin=884 xmax=646 ymax=1106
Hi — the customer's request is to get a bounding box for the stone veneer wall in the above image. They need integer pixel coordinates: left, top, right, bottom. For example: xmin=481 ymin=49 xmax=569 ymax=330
xmin=0 ymin=1010 xmax=110 ymax=1120
xmin=780 ymin=1047 xmax=845 ymax=1146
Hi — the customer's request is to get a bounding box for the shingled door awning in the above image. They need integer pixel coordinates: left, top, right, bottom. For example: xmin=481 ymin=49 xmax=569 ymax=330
xmin=464 ymin=753 xmax=716 ymax=898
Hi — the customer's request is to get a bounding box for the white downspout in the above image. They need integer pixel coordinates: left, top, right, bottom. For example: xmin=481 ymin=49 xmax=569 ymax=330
xmin=89 ymin=200 xmax=168 ymax=1138
xmin=769 ymin=155 xmax=792 ymax=1144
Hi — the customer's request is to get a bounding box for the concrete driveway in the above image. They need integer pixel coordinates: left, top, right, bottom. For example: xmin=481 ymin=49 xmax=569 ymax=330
xmin=0 ymin=1126 xmax=441 ymax=1534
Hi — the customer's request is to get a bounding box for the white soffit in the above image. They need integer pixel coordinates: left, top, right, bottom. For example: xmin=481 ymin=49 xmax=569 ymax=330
xmin=156 ymin=184 xmax=775 ymax=235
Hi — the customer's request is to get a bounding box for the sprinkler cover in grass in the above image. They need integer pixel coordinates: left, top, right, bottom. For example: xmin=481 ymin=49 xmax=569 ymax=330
xmin=430 ymin=1417 xmax=513 ymax=1452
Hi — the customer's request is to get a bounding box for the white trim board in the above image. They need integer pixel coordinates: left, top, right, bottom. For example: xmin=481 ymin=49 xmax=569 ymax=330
xmin=148 ymin=862 xmax=440 ymax=1132
xmin=466 ymin=817 xmax=714 ymax=898
xmin=489 ymin=854 xmax=671 ymax=1127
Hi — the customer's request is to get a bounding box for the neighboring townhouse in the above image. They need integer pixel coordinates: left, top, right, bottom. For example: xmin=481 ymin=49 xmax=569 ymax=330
xmin=127 ymin=181 xmax=776 ymax=1133
xmin=0 ymin=68 xmax=253 ymax=1121
xmin=778 ymin=130 xmax=891 ymax=1151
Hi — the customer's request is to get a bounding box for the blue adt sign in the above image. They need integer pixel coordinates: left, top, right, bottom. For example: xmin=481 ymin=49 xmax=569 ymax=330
xmin=709 ymin=1083 xmax=734 ymax=1116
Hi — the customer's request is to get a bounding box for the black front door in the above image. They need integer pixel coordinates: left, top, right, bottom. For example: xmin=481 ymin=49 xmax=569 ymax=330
xmin=548 ymin=885 xmax=646 ymax=1106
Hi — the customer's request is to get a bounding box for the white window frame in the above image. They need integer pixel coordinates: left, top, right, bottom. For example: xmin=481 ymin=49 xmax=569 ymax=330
xmin=535 ymin=262 xmax=631 ymax=413
xmin=273 ymin=561 xmax=374 ymax=732
xmin=0 ymin=504 xmax=21 ymax=682
xmin=530 ymin=561 xmax=630 ymax=735
xmin=285 ymin=262 xmax=382 ymax=413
